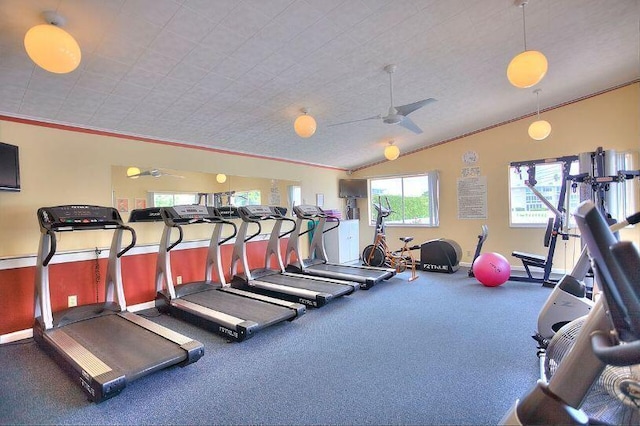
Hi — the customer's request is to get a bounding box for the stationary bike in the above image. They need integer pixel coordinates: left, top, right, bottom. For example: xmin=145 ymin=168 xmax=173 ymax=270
xmin=362 ymin=197 xmax=418 ymax=281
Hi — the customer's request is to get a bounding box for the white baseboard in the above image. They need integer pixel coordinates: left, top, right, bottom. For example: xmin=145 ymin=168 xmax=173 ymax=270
xmin=127 ymin=301 xmax=156 ymax=312
xmin=0 ymin=328 xmax=33 ymax=344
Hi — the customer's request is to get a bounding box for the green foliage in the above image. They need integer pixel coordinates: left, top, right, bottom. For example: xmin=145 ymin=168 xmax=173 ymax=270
xmin=371 ymin=194 xmax=430 ymax=224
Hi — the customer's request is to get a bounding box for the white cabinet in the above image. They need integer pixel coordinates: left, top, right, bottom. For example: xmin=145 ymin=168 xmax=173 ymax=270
xmin=323 ymin=219 xmax=360 ymax=264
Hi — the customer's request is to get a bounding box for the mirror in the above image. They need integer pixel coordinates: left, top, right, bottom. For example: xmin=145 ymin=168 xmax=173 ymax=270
xmin=111 ymin=165 xmax=301 ymax=219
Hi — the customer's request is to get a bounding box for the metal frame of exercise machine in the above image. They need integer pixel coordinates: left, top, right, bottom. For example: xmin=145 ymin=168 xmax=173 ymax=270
xmin=509 ymin=154 xmax=579 ymax=287
xmin=284 ymin=204 xmax=396 ymax=290
xmin=34 ymin=205 xmax=204 ymax=402
xmin=230 ymin=205 xmax=359 ymax=308
xmin=501 ymin=201 xmax=640 ymax=425
xmin=130 ymin=205 xmax=305 ymax=342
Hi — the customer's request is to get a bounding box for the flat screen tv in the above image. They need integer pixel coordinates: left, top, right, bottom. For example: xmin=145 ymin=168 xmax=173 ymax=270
xmin=0 ymin=142 xmax=21 ymax=192
xmin=339 ymin=179 xmax=367 ymax=198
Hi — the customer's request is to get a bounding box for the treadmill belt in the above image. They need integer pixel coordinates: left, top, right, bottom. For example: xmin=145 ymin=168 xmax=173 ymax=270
xmin=61 ymin=314 xmax=187 ymax=381
xmin=310 ymin=264 xmax=390 ymax=279
xmin=182 ymin=289 xmax=295 ymax=324
xmin=257 ymin=274 xmax=352 ymax=296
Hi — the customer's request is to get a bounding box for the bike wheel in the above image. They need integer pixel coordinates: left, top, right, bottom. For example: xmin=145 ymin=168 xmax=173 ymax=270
xmin=390 ymin=256 xmax=407 ymax=273
xmin=362 ymin=245 xmax=386 ymax=267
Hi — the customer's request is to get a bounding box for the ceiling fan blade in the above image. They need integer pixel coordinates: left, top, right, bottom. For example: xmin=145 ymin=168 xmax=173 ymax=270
xmin=327 ymin=115 xmax=381 ymax=127
xmin=395 ymin=98 xmax=437 ymax=117
xmin=398 ymin=116 xmax=423 ymax=134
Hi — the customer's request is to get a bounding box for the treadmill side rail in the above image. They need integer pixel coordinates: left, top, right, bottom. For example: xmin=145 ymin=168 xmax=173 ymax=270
xmin=118 ymin=311 xmax=205 ymax=364
xmin=168 ymin=298 xmax=260 ymax=342
xmin=221 ymin=287 xmax=306 ymax=316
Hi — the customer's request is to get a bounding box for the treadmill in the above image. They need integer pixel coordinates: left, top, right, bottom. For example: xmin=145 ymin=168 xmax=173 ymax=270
xmin=129 ymin=205 xmax=305 ymax=342
xmin=34 ymin=205 xmax=204 ymax=403
xmin=230 ymin=205 xmax=359 ymax=308
xmin=285 ymin=205 xmax=395 ymax=289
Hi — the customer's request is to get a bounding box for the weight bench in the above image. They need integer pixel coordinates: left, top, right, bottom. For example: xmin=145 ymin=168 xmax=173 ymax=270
xmin=510 ymin=218 xmax=557 ymax=287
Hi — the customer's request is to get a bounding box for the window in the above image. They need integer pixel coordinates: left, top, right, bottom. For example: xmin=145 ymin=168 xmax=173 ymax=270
xmin=150 ymin=192 xmax=199 ymax=207
xmin=509 ymin=161 xmax=581 ymax=226
xmin=230 ymin=190 xmax=261 ymax=206
xmin=369 ymin=171 xmax=439 ymax=227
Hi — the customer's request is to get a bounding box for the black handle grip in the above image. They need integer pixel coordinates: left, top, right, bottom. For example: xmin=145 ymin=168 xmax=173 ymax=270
xmin=625 ymin=211 xmax=640 ymax=226
xmin=322 ymin=217 xmax=340 ymax=234
xmin=245 ymin=221 xmax=261 ymax=242
xmin=117 ymin=226 xmax=137 ymax=258
xmin=591 ymin=331 xmax=640 ymax=366
xmin=279 ymin=217 xmax=297 ymax=238
xmin=219 ymin=220 xmax=238 ymax=246
xmin=42 ymin=230 xmax=57 ymax=266
xmin=166 ymin=225 xmax=184 ymax=252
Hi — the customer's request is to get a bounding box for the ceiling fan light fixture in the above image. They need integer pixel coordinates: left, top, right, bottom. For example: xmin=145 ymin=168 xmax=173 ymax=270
xmin=384 ymin=141 xmax=400 ymax=161
xmin=294 ymin=107 xmax=316 ymax=138
xmin=216 ymin=173 xmax=227 ymax=184
xmin=24 ymin=11 xmax=81 ymax=74
xmin=126 ymin=166 xmax=141 ymax=179
xmin=507 ymin=0 xmax=547 ymax=88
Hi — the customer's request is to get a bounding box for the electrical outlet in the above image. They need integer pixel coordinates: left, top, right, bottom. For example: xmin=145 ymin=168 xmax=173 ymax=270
xmin=467 ymin=250 xmax=472 ymax=257
xmin=176 ymin=276 xmax=182 ymax=285
xmin=68 ymin=295 xmax=78 ymax=307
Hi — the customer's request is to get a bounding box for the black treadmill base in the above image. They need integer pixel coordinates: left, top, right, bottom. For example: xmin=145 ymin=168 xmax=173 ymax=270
xmin=155 ymin=294 xmax=253 ymax=342
xmin=33 ymin=321 xmax=126 ymax=403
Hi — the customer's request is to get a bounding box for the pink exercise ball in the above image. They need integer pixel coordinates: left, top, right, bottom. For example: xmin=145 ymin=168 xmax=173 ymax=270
xmin=472 ymin=252 xmax=511 ymax=287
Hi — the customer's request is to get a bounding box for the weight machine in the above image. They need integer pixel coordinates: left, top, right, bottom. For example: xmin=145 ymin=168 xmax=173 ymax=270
xmin=510 ymin=147 xmax=639 ymax=287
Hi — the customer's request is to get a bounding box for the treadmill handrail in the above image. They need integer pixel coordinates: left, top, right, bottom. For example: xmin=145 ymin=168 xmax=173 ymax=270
xmin=117 ymin=226 xmax=137 ymax=258
xmin=42 ymin=230 xmax=57 ymax=267
xmin=218 ymin=219 xmax=238 ymax=246
xmin=278 ymin=216 xmax=297 ymax=238
xmin=322 ymin=217 xmax=340 ymax=234
xmin=165 ymin=225 xmax=184 ymax=252
xmin=243 ymin=219 xmax=262 ymax=242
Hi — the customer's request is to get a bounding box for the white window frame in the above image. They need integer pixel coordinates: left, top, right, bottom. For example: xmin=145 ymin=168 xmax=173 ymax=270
xmin=368 ymin=171 xmax=439 ymax=227
xmin=508 ymin=161 xmax=581 ymax=228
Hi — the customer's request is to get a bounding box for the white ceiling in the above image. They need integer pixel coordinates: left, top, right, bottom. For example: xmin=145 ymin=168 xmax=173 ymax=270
xmin=0 ymin=0 xmax=638 ymax=170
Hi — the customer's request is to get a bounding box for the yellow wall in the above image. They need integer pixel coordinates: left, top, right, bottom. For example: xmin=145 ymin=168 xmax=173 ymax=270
xmin=0 ymin=121 xmax=345 ymax=258
xmin=0 ymin=83 xmax=638 ymax=275
xmin=352 ymin=84 xmax=640 ymax=272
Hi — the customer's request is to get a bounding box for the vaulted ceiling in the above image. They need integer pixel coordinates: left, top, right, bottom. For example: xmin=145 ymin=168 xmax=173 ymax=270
xmin=0 ymin=0 xmax=638 ymax=170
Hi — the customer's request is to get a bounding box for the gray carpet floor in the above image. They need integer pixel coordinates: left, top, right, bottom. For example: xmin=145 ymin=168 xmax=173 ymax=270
xmin=0 ymin=268 xmax=550 ymax=425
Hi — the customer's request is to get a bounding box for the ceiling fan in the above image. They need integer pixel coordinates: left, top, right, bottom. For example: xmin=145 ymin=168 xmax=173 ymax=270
xmin=126 ymin=168 xmax=184 ymax=179
xmin=329 ymin=64 xmax=436 ymax=134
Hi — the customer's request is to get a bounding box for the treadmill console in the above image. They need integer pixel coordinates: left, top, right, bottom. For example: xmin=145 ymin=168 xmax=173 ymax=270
xmin=293 ymin=204 xmax=324 ymax=218
xmin=129 ymin=207 xmax=162 ymax=222
xmin=241 ymin=205 xmax=273 ymax=215
xmin=238 ymin=205 xmax=286 ymax=219
xmin=38 ymin=205 xmax=123 ymax=231
xmin=161 ymin=205 xmax=220 ymax=224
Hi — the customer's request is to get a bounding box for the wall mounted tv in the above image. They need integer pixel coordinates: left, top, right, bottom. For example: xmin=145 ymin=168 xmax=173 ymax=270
xmin=339 ymin=179 xmax=368 ymax=198
xmin=0 ymin=142 xmax=21 ymax=192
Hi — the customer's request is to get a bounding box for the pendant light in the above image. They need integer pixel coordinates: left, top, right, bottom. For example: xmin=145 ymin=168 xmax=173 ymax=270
xmin=528 ymin=89 xmax=551 ymax=141
xmin=507 ymin=0 xmax=548 ymax=88
xmin=384 ymin=140 xmax=400 ymax=161
xmin=294 ymin=108 xmax=317 ymax=138
xmin=24 ymin=11 xmax=81 ymax=74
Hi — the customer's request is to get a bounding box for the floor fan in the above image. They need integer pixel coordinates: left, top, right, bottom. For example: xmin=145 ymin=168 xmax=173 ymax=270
xmin=545 ymin=317 xmax=640 ymax=424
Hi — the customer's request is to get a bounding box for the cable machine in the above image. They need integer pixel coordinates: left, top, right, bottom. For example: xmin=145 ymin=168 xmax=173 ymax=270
xmin=509 ymin=147 xmax=639 ymax=287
